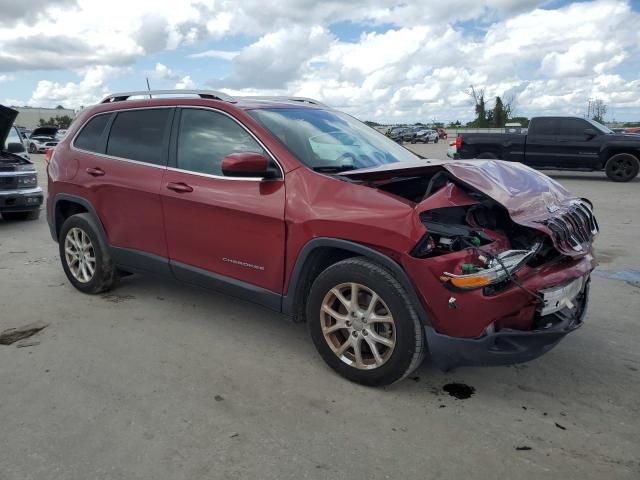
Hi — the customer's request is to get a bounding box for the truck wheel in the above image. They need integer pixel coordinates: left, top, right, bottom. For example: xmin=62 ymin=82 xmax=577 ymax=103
xmin=307 ymin=257 xmax=425 ymax=386
xmin=59 ymin=213 xmax=118 ymax=294
xmin=605 ymin=153 xmax=639 ymax=182
xmin=476 ymin=152 xmax=497 ymax=159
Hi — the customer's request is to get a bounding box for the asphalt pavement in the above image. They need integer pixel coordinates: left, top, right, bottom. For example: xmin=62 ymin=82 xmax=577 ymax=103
xmin=1 ymin=147 xmax=638 ymax=479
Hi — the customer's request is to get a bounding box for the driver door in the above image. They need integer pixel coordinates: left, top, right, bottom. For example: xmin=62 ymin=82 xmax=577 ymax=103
xmin=161 ymin=107 xmax=286 ymax=295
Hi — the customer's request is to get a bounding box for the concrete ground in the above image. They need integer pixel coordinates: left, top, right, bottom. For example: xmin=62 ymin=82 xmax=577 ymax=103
xmin=1 ymin=147 xmax=638 ymax=480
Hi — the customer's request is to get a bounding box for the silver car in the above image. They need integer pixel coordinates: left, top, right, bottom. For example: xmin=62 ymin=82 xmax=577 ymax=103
xmin=27 ymin=126 xmax=59 ymax=153
xmin=411 ymin=129 xmax=439 ymax=144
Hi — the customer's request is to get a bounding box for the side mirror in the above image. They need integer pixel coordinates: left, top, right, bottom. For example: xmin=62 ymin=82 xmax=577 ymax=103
xmin=584 ymin=128 xmax=598 ymax=138
xmin=221 ymin=152 xmax=272 ymax=178
xmin=7 ymin=142 xmax=26 ymax=153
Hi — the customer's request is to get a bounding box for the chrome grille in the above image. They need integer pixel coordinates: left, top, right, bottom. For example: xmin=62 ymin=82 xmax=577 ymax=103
xmin=544 ymin=200 xmax=598 ymax=253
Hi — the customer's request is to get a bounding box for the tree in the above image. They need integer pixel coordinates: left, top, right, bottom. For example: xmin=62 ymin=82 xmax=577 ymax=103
xmin=467 ymin=85 xmax=488 ymax=127
xmin=492 ymin=96 xmax=507 ymax=128
xmin=55 ymin=105 xmax=65 ymax=110
xmin=588 ymin=99 xmax=607 ymax=123
xmin=38 ymin=115 xmax=74 ymax=129
xmin=364 ymin=120 xmax=381 ymax=127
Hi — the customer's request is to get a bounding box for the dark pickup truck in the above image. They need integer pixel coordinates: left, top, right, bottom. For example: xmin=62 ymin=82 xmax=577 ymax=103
xmin=448 ymin=116 xmax=640 ymax=182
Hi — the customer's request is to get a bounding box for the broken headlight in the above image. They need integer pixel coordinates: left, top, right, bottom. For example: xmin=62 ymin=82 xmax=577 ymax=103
xmin=440 ymin=247 xmax=538 ymax=290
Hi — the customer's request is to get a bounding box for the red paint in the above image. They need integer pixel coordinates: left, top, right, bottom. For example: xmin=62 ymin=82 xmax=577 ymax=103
xmin=221 ymin=152 xmax=269 ymax=176
xmin=48 ymin=97 xmax=597 ymax=341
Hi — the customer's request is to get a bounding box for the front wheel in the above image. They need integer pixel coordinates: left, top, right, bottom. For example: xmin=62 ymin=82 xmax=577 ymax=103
xmin=307 ymin=257 xmax=425 ymax=386
xmin=434 ymin=137 xmax=439 ymax=143
xmin=28 ymin=143 xmax=36 ymax=154
xmin=605 ymin=153 xmax=639 ymax=182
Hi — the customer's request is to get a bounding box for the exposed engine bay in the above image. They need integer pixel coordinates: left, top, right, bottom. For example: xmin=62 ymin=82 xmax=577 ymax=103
xmin=357 ymin=167 xmax=593 ymax=296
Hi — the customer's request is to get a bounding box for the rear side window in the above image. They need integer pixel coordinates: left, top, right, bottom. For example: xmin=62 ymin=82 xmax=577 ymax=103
xmin=74 ymin=114 xmax=110 ymax=153
xmin=106 ymin=109 xmax=171 ymax=165
xmin=530 ymin=118 xmax=558 ymax=136
xmin=177 ymin=109 xmax=266 ymax=175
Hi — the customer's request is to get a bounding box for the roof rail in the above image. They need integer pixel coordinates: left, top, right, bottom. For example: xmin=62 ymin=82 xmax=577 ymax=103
xmin=100 ymin=90 xmax=236 ymax=104
xmin=241 ymin=96 xmax=327 ymax=107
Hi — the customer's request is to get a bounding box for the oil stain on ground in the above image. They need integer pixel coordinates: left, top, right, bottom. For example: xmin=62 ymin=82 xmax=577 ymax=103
xmin=592 ymin=268 xmax=640 ymax=288
xmin=443 ymin=383 xmax=476 ymax=399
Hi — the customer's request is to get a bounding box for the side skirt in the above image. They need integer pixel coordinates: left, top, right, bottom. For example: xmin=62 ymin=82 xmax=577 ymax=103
xmin=109 ymin=246 xmax=282 ymax=312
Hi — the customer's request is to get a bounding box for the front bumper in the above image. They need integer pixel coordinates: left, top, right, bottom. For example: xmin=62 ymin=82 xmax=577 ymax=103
xmin=0 ymin=187 xmax=44 ymax=212
xmin=425 ymin=279 xmax=590 ymax=371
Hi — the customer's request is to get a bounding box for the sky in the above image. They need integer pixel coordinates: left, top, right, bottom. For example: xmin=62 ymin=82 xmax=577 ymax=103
xmin=0 ymin=0 xmax=639 ymax=123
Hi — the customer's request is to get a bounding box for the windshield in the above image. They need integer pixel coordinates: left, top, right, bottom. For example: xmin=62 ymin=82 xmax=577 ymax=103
xmin=249 ymin=108 xmax=420 ymax=172
xmin=586 ymin=118 xmax=613 ymax=134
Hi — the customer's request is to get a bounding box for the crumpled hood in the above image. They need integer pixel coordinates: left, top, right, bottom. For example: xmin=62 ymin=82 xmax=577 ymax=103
xmin=340 ymin=159 xmax=597 ymax=256
xmin=0 ymin=104 xmax=19 ymax=150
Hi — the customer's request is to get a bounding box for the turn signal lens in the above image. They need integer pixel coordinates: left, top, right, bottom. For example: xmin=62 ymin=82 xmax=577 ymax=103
xmin=449 ymin=275 xmax=492 ymax=289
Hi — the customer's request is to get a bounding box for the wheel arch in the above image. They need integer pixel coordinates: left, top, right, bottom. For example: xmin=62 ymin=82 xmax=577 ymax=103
xmin=51 ymin=194 xmax=107 ymax=243
xmin=282 ymin=237 xmax=430 ymax=326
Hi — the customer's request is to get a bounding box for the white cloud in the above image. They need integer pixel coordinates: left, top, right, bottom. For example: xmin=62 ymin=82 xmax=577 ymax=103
xmin=0 ymin=0 xmax=637 ymax=121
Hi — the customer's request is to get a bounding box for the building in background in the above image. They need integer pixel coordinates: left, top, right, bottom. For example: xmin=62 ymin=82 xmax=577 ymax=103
xmin=11 ymin=106 xmax=76 ymax=129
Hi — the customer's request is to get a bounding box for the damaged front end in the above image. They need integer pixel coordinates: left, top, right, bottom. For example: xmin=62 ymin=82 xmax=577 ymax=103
xmin=341 ymin=160 xmax=598 ymax=370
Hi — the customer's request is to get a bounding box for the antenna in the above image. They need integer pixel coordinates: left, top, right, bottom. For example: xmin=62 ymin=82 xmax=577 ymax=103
xmin=146 ymin=77 xmax=152 ymax=99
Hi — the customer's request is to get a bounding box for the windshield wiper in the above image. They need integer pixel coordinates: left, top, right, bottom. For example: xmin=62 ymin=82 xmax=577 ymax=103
xmin=313 ymin=165 xmax=357 ymax=173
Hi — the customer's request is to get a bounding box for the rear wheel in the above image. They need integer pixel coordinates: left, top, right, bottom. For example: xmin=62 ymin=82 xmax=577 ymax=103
xmin=605 ymin=153 xmax=639 ymax=182
xmin=59 ymin=213 xmax=118 ymax=294
xmin=307 ymin=257 xmax=425 ymax=386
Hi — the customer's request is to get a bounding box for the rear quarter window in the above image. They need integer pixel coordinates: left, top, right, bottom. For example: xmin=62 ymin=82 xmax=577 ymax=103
xmin=106 ymin=109 xmax=172 ymax=165
xmin=74 ymin=114 xmax=111 ymax=153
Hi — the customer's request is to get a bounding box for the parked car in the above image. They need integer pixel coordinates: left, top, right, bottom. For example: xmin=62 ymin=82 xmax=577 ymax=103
xmin=411 ymin=129 xmax=438 ymax=144
xmin=0 ymin=105 xmax=43 ymax=220
xmin=436 ymin=128 xmax=448 ymax=139
xmin=387 ymin=126 xmax=410 ymax=143
xmin=47 ymin=90 xmax=597 ymax=386
xmin=448 ymin=116 xmax=640 ymax=182
xmin=27 ymin=126 xmax=59 ymax=153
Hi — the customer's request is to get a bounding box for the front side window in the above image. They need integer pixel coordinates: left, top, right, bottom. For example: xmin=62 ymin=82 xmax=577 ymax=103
xmin=557 ymin=118 xmax=590 ymax=136
xmin=74 ymin=114 xmax=110 ymax=153
xmin=177 ymin=109 xmax=266 ymax=176
xmin=106 ymin=109 xmax=171 ymax=164
xmin=249 ymin=108 xmax=419 ymax=172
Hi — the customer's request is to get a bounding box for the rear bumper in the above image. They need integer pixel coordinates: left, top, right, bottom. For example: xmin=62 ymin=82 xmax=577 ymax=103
xmin=0 ymin=187 xmax=43 ymax=212
xmin=425 ymin=280 xmax=589 ymax=371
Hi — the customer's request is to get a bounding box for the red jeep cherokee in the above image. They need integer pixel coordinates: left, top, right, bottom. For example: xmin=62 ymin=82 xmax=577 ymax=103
xmin=47 ymin=90 xmax=598 ymax=386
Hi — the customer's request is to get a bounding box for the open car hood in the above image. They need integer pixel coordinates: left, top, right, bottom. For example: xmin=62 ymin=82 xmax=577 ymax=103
xmin=340 ymin=159 xmax=597 ymax=256
xmin=0 ymin=104 xmax=19 ymax=150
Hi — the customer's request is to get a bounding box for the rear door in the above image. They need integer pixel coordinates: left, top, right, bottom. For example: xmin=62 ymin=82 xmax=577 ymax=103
xmin=161 ymin=107 xmax=286 ymax=295
xmin=523 ymin=118 xmax=560 ymax=167
xmin=73 ymin=108 xmax=173 ymax=259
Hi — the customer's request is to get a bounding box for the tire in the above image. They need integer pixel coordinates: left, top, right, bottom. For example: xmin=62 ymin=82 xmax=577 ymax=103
xmin=410 ymin=138 xmax=416 ymax=144
xmin=307 ymin=257 xmax=425 ymax=386
xmin=59 ymin=213 xmax=118 ymax=294
xmin=28 ymin=143 xmax=36 ymax=154
xmin=2 ymin=210 xmax=39 ymax=221
xmin=605 ymin=153 xmax=639 ymax=182
xmin=434 ymin=137 xmax=439 ymax=143
xmin=476 ymin=152 xmax=497 ymax=159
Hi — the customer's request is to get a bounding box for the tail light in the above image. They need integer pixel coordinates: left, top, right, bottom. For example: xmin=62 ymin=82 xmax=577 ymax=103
xmin=455 ymin=135 xmax=463 ymax=149
xmin=45 ymin=148 xmax=54 ymax=163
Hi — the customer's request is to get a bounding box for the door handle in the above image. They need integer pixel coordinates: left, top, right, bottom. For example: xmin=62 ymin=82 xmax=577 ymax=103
xmin=166 ymin=182 xmax=194 ymax=193
xmin=86 ymin=167 xmax=105 ymax=177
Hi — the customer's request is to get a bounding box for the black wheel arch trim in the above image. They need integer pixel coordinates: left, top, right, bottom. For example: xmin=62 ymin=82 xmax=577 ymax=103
xmin=282 ymin=237 xmax=431 ymax=326
xmin=49 ymin=193 xmax=108 ymax=243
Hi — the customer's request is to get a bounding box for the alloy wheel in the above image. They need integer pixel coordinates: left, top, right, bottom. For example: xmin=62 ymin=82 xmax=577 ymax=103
xmin=320 ymin=282 xmax=396 ymax=370
xmin=64 ymin=227 xmax=96 ymax=283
